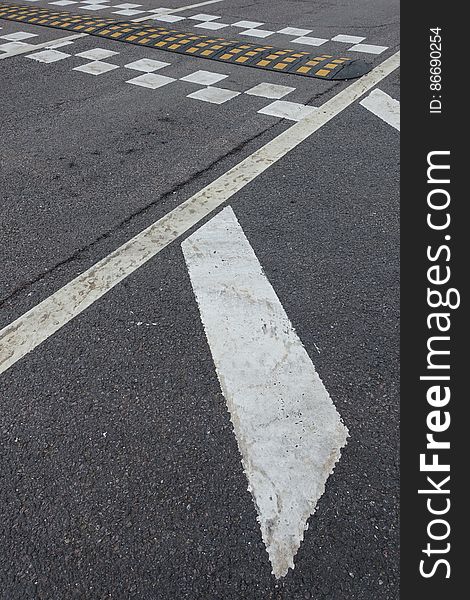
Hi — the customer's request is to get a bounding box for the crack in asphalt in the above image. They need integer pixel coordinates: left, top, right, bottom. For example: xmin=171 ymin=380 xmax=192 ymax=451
xmin=0 ymin=120 xmax=282 ymax=309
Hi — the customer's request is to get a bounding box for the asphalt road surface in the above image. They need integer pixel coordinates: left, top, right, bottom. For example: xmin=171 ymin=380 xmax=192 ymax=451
xmin=0 ymin=1 xmax=400 ymax=598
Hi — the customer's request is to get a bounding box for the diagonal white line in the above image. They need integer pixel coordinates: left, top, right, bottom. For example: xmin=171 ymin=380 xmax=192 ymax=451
xmin=181 ymin=206 xmax=348 ymax=578
xmin=0 ymin=33 xmax=87 ymax=60
xmin=159 ymin=0 xmax=225 ymax=13
xmin=0 ymin=51 xmax=400 ymax=375
xmin=359 ymin=88 xmax=400 ymax=130
xmin=133 ymin=0 xmax=225 ymax=21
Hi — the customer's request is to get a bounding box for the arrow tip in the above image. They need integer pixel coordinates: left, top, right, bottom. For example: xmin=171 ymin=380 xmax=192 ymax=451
xmin=247 ymin=422 xmax=349 ymax=579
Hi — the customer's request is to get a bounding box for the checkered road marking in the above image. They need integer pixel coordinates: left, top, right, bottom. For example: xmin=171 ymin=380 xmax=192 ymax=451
xmin=0 ymin=2 xmax=371 ymax=80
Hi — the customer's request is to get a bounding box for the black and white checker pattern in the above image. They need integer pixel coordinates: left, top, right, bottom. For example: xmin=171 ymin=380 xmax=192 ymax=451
xmin=21 ymin=1 xmax=390 ymax=54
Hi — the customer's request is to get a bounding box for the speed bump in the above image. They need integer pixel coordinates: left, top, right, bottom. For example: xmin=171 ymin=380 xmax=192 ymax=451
xmin=0 ymin=2 xmax=371 ymax=80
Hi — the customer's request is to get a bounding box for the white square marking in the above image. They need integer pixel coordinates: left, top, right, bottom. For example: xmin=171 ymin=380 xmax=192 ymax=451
xmin=76 ymin=48 xmax=119 ymax=60
xmin=188 ymin=14 xmax=221 ymax=21
xmin=81 ymin=5 xmax=107 ymax=10
xmin=0 ymin=41 xmax=35 ymax=52
xmin=240 ymin=29 xmax=274 ymax=38
xmin=291 ymin=36 xmax=328 ymax=46
xmin=73 ymin=61 xmax=119 ymax=75
xmin=124 ymin=58 xmax=170 ymax=72
xmin=126 ymin=73 xmax=176 ymax=89
xmin=258 ymin=100 xmax=317 ymax=121
xmin=348 ymin=43 xmax=388 ymax=54
xmin=331 ymin=34 xmax=366 ymax=44
xmin=245 ymin=83 xmax=295 ymax=100
xmin=113 ymin=3 xmax=141 ymax=7
xmin=26 ymin=49 xmax=71 ymax=63
xmin=232 ymin=20 xmax=264 ymax=28
xmin=146 ymin=8 xmax=173 ymax=14
xmin=194 ymin=21 xmax=229 ymax=30
xmin=113 ymin=9 xmax=145 ymax=16
xmin=152 ymin=14 xmax=186 ymax=22
xmin=180 ymin=70 xmax=228 ymax=85
xmin=277 ymin=27 xmax=313 ymax=36
xmin=1 ymin=31 xmax=38 ymax=41
xmin=187 ymin=87 xmax=240 ymax=105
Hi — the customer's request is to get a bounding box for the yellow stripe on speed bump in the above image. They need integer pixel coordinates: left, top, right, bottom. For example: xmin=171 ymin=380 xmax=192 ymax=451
xmin=0 ymin=2 xmax=371 ymax=80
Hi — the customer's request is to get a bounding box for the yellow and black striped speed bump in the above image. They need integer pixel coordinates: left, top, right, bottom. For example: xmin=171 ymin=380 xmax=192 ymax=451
xmin=0 ymin=2 xmax=371 ymax=80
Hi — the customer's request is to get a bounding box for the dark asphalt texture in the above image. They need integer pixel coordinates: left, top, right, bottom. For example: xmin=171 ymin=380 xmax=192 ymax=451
xmin=1 ymin=1 xmax=400 ymax=598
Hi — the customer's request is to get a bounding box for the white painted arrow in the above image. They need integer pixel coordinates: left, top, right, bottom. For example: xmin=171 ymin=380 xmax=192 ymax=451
xmin=360 ymin=88 xmax=400 ymax=130
xmin=181 ymin=207 xmax=348 ymax=578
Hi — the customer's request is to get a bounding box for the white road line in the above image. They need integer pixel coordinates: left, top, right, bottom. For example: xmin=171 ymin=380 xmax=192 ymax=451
xmin=0 ymin=51 xmax=400 ymax=376
xmin=0 ymin=33 xmax=87 ymax=60
xmin=165 ymin=0 xmax=225 ymax=13
xmin=181 ymin=207 xmax=348 ymax=578
xmin=359 ymin=88 xmax=400 ymax=130
xmin=133 ymin=0 xmax=225 ymax=22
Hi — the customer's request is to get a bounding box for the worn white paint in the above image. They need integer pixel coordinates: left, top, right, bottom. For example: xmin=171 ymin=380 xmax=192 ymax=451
xmin=73 ymin=60 xmax=119 ymax=75
xmin=0 ymin=52 xmax=400 ymax=376
xmin=194 ymin=21 xmax=229 ymax=30
xmin=0 ymin=33 xmax=87 ymax=61
xmin=187 ymin=86 xmax=240 ymax=104
xmin=360 ymin=88 xmax=400 ymax=131
xmin=277 ymin=27 xmax=312 ymax=36
xmin=124 ymin=58 xmax=170 ymax=72
xmin=240 ymin=28 xmax=274 ymax=38
xmin=43 ymin=39 xmax=76 ymax=49
xmin=26 ymin=49 xmax=71 ymax=63
xmin=0 ymin=41 xmax=36 ymax=53
xmin=126 ymin=72 xmax=176 ymax=88
xmin=232 ymin=20 xmax=264 ymax=28
xmin=0 ymin=0 xmax=226 ymax=62
xmin=76 ymin=48 xmax=118 ymax=60
xmin=245 ymin=83 xmax=295 ymax=100
xmin=188 ymin=13 xmax=221 ymax=21
xmin=331 ymin=34 xmax=366 ymax=44
xmin=113 ymin=9 xmax=145 ymax=16
xmin=0 ymin=31 xmax=38 ymax=41
xmin=181 ymin=207 xmax=348 ymax=577
xmin=349 ymin=43 xmax=388 ymax=54
xmin=180 ymin=69 xmax=228 ymax=85
xmin=81 ymin=4 xmax=108 ymax=10
xmin=134 ymin=0 xmax=226 ymax=23
xmin=145 ymin=8 xmax=174 ymax=14
xmin=292 ymin=36 xmax=328 ymax=46
xmin=170 ymin=1 xmax=225 ymax=15
xmin=258 ymin=100 xmax=317 ymax=122
xmin=151 ymin=14 xmax=186 ymax=22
